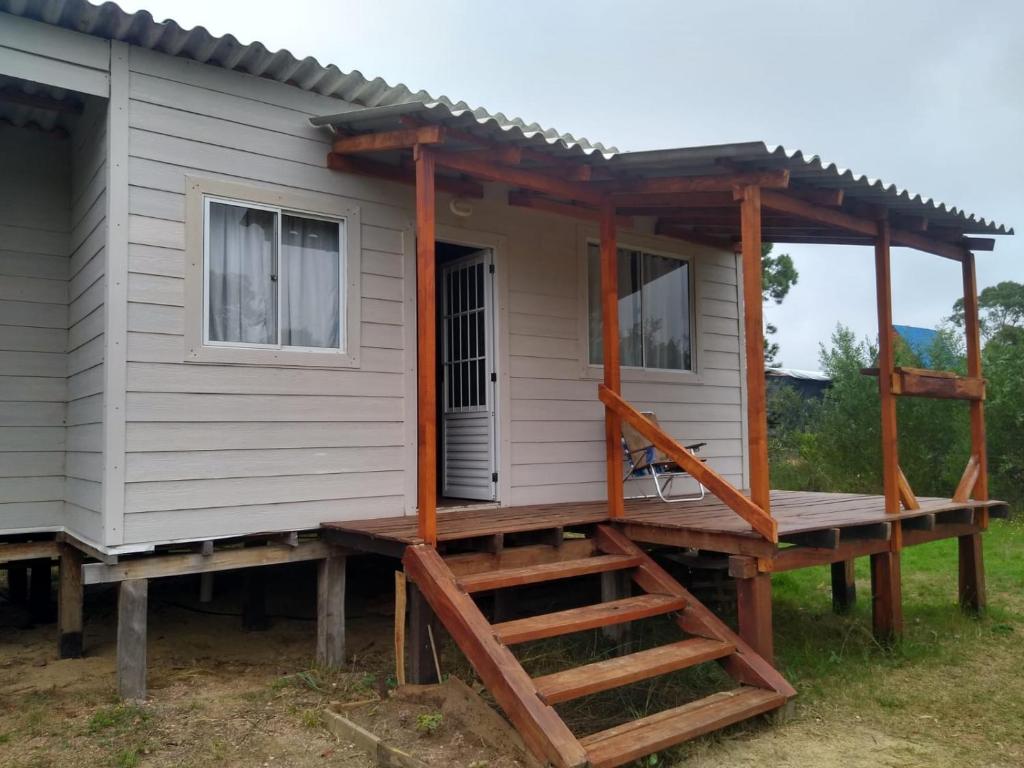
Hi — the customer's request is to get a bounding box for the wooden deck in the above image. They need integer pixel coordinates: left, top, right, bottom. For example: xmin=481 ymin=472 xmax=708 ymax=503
xmin=322 ymin=490 xmax=1008 ymax=560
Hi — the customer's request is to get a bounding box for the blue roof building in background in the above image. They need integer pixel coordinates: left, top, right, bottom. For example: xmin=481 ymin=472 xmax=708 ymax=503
xmin=894 ymin=325 xmax=940 ymax=366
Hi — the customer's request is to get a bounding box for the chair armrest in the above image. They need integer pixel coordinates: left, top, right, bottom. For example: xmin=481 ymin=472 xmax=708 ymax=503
xmin=684 ymin=441 xmax=707 ymax=452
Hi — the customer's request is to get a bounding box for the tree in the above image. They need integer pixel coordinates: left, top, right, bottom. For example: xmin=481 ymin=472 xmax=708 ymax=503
xmin=951 ymin=280 xmax=1024 ymax=341
xmin=762 ymin=243 xmax=798 ymax=366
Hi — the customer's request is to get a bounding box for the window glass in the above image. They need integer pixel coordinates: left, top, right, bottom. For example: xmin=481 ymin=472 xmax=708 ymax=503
xmin=588 ymin=243 xmax=692 ymax=371
xmin=207 ymin=202 xmax=277 ymax=345
xmin=281 ymin=214 xmax=342 ymax=349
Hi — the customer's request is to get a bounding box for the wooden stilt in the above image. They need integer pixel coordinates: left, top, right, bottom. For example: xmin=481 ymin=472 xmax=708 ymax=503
xmin=29 ymin=558 xmax=53 ymax=624
xmin=58 ymin=545 xmax=83 ymax=658
xmin=958 ymin=533 xmax=986 ymax=614
xmin=735 ymin=572 xmax=773 ymax=663
xmin=870 ymin=551 xmax=902 ymax=643
xmin=599 ymin=198 xmax=624 ymax=518
xmin=600 ymin=569 xmax=633 ymax=647
xmin=242 ymin=565 xmax=271 ymax=631
xmin=830 ymin=559 xmax=856 ymax=614
xmin=394 ymin=570 xmax=407 ymax=685
xmin=117 ymin=579 xmax=148 ymax=700
xmin=408 ymin=582 xmax=439 ymax=684
xmin=316 ymin=555 xmax=347 ymax=667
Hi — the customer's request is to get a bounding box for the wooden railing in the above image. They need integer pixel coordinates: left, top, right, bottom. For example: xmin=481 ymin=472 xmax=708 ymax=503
xmin=598 ymin=385 xmax=779 ymax=543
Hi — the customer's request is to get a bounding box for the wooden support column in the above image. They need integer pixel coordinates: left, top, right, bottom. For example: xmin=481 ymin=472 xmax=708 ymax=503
xmin=735 ymin=572 xmax=773 ymax=663
xmin=599 ymin=198 xmax=625 ymax=517
xmin=600 ymin=569 xmax=633 ymax=647
xmin=117 ymin=579 xmax=148 ymax=700
xmin=407 ymin=581 xmax=440 ymax=684
xmin=58 ymin=545 xmax=83 ymax=658
xmin=872 ymin=219 xmax=903 ymax=640
xmin=870 ymin=551 xmax=903 ymax=643
xmin=959 ymin=251 xmax=987 ymax=612
xmin=415 ymin=145 xmax=438 ymax=545
xmin=830 ymin=559 xmax=856 ymax=614
xmin=316 ymin=555 xmax=347 ymax=667
xmin=738 ymin=186 xmax=770 ymax=514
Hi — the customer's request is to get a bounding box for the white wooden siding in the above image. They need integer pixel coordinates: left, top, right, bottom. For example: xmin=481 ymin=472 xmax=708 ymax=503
xmin=0 ymin=125 xmax=69 ymax=531
xmin=119 ymin=46 xmax=411 ymax=544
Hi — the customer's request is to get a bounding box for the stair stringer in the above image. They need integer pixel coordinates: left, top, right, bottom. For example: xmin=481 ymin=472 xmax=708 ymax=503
xmin=402 ymin=544 xmax=589 ymax=768
xmin=595 ymin=524 xmax=796 ymax=698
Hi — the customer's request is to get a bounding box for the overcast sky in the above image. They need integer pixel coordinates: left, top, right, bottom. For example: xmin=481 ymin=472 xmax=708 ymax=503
xmin=122 ymin=0 xmax=1023 ymax=369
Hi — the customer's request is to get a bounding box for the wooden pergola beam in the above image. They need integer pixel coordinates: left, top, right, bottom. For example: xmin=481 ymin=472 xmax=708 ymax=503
xmin=507 ymin=191 xmax=633 ymax=228
xmin=610 ymin=191 xmax=737 ymax=208
xmin=326 ymin=153 xmax=484 ymax=198
xmin=331 ymin=125 xmax=445 ymax=154
xmin=433 ymin=149 xmax=604 ymax=205
xmin=610 ymin=169 xmax=790 ymax=196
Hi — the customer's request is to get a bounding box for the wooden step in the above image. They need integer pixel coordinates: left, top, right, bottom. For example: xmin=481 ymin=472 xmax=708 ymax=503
xmin=494 ymin=593 xmax=686 ymax=645
xmin=581 ymin=686 xmax=786 ymax=768
xmin=457 ymin=554 xmax=642 ymax=593
xmin=534 ymin=637 xmax=735 ymax=704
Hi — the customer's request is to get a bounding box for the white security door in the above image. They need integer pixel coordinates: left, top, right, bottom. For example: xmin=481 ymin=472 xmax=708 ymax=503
xmin=441 ymin=249 xmax=496 ymax=500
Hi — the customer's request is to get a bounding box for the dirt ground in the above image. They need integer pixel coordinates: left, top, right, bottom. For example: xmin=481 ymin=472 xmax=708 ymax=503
xmin=1 ymin=548 xmax=1021 ymax=768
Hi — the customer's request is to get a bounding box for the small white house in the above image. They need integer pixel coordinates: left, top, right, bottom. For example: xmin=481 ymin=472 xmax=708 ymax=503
xmin=0 ymin=0 xmax=746 ymax=555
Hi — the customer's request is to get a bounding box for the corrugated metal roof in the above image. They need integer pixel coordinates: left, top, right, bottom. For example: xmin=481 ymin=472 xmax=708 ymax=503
xmin=1 ymin=0 xmax=1012 ymax=237
xmin=0 ymin=73 xmax=84 ymax=131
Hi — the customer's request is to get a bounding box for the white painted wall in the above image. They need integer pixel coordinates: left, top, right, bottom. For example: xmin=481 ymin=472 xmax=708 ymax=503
xmin=0 ymin=124 xmax=70 ymax=531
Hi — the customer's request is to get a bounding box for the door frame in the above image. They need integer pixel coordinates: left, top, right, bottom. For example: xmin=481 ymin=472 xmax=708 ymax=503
xmin=423 ymin=225 xmax=510 ymax=507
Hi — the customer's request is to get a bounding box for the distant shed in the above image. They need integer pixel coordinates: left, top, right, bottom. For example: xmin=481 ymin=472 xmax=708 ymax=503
xmin=765 ymin=367 xmax=832 ymax=399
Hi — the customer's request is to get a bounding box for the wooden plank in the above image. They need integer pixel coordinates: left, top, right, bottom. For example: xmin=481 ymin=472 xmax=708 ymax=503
xmin=581 ymin=687 xmax=785 ymax=768
xmin=610 ymin=191 xmax=737 ymax=208
xmin=445 ymin=539 xmax=596 ymax=576
xmin=953 ymin=455 xmax=981 ymax=503
xmin=600 ymin=386 xmax=777 ymax=541
xmin=0 ymin=540 xmax=59 ymax=563
xmin=117 ymin=579 xmax=148 ymax=700
xmin=831 ymin=560 xmax=856 ymax=614
xmin=595 ymin=526 xmax=794 ymax=697
xmin=870 ymin=551 xmax=902 ymax=643
xmin=610 ymin=169 xmax=790 ymax=196
xmin=415 ymin=145 xmax=438 ymax=546
xmin=600 ymin=199 xmax=625 ymax=518
xmin=958 ymin=533 xmax=986 ymax=614
xmin=407 ymin=581 xmax=439 ymax=685
xmin=897 ymin=465 xmax=920 ymax=510
xmin=82 ymin=542 xmax=337 ymax=585
xmin=316 ymin=555 xmax=346 ymax=667
xmin=739 ymin=185 xmax=771 ymax=518
xmin=765 ymin=539 xmax=891 ymax=572
xmin=534 ymin=637 xmax=734 ymax=705
xmin=507 ymin=192 xmax=633 ymax=228
xmin=457 ymin=554 xmax=640 ymax=593
xmin=891 ymin=367 xmax=985 ymax=400
xmin=781 ymin=528 xmax=839 ymax=549
xmin=403 ymin=545 xmax=588 ymax=768
xmin=331 ymin=125 xmax=445 ymax=154
xmin=432 ymin=149 xmax=603 ymax=206
xmin=326 ymin=153 xmax=483 ymax=198
xmin=493 ymin=594 xmax=686 ymax=645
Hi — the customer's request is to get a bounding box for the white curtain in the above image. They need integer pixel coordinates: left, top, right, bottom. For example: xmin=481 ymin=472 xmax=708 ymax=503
xmin=642 ymin=253 xmax=690 ymax=370
xmin=207 ymin=202 xmax=277 ymax=344
xmin=281 ymin=215 xmax=341 ymax=349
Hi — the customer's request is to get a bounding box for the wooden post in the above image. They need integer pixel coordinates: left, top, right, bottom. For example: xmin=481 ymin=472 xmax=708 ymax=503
xmin=739 ymin=186 xmax=770 ymax=515
xmin=870 ymin=551 xmax=902 ymax=643
xmin=415 ymin=145 xmax=438 ymax=545
xmin=316 ymin=555 xmax=347 ymax=667
xmin=394 ymin=570 xmax=407 ymax=685
xmin=117 ymin=579 xmax=148 ymax=700
xmin=600 ymin=569 xmax=632 ymax=647
xmin=407 ymin=582 xmax=439 ymax=684
xmin=959 ymin=252 xmax=987 ymax=612
xmin=599 ymin=198 xmax=625 ymax=517
xmin=29 ymin=558 xmax=53 ymax=624
xmin=58 ymin=545 xmax=83 ymax=658
xmin=830 ymin=559 xmax=856 ymax=614
xmin=735 ymin=572 xmax=773 ymax=663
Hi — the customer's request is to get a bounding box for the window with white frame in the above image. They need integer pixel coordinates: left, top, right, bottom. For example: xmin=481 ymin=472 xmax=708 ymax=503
xmin=587 ymin=243 xmax=693 ymax=371
xmin=204 ymin=197 xmax=346 ymax=352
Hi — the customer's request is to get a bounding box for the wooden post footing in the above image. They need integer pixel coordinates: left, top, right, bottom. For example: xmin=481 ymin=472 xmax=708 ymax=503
xmin=316 ymin=555 xmax=347 ymax=668
xmin=830 ymin=559 xmax=857 ymax=614
xmin=117 ymin=579 xmax=148 ymax=700
xmin=958 ymin=533 xmax=986 ymax=614
xmin=870 ymin=550 xmax=903 ymax=643
xmin=736 ymin=572 xmax=774 ymax=663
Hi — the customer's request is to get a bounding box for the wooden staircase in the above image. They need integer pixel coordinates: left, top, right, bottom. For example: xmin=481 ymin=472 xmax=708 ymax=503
xmin=403 ymin=524 xmax=795 ymax=768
